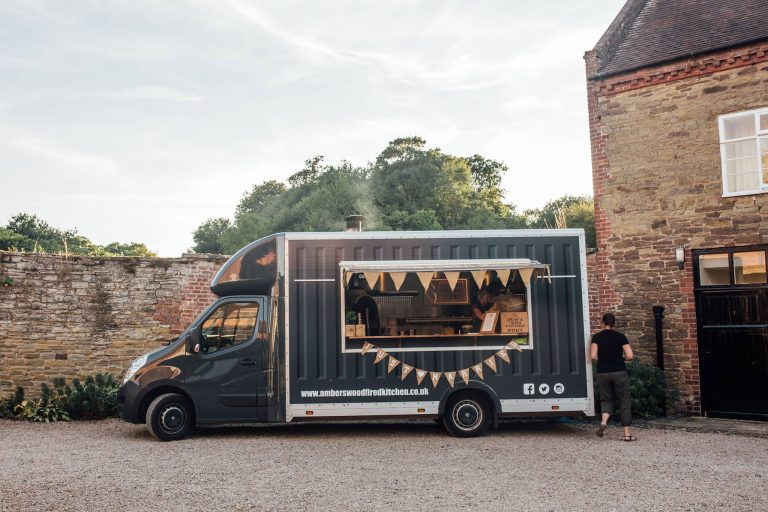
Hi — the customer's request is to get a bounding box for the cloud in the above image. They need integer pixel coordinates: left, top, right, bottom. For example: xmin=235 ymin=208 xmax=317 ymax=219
xmin=11 ymin=137 xmax=119 ymax=175
xmin=79 ymin=85 xmax=203 ymax=103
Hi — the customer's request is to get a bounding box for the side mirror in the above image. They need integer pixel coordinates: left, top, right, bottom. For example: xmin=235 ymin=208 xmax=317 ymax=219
xmin=186 ymin=331 xmax=202 ymax=354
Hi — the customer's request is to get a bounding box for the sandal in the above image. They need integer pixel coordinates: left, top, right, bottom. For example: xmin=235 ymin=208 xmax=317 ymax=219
xmin=596 ymin=423 xmax=607 ymax=437
xmin=623 ymin=435 xmax=637 ymax=442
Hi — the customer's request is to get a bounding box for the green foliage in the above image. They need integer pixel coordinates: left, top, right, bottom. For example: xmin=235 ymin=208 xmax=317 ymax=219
xmin=2 ymin=275 xmax=13 ymax=287
xmin=0 ymin=386 xmax=25 ymax=419
xmin=192 ymin=218 xmax=231 ymax=254
xmin=0 ymin=213 xmax=156 ymax=257
xmin=525 ymin=195 xmax=596 ymax=247
xmin=62 ymin=373 xmax=119 ymax=420
xmin=593 ymin=360 xmax=680 ymax=419
xmin=14 ymin=383 xmax=70 ymax=423
xmin=190 ymin=136 xmax=595 ymax=253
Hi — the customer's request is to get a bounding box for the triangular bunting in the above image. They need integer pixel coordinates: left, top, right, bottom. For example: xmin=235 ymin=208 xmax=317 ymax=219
xmin=387 ymin=356 xmax=400 ymax=374
xmin=459 ymin=369 xmax=470 ymax=384
xmin=507 ymin=340 xmax=524 ymax=353
xmin=496 ymin=269 xmax=511 ymax=287
xmin=361 ymin=342 xmax=374 ymax=354
xmin=444 ymin=271 xmax=460 ymax=291
xmin=519 ymin=268 xmax=534 ymax=288
xmin=416 ymin=369 xmax=428 ymax=385
xmin=471 ymin=270 xmax=486 ymax=289
xmin=374 ymin=348 xmax=388 ymax=364
xmin=471 ymin=363 xmax=484 ymax=380
xmin=401 ymin=364 xmax=414 ymax=380
xmin=484 ymin=356 xmax=498 ymax=373
xmin=444 ymin=371 xmax=456 ymax=388
xmin=430 ymin=372 xmax=442 ymax=388
xmin=496 ymin=348 xmax=511 ymax=363
xmin=417 ymin=272 xmax=434 ymax=292
xmin=363 ymin=272 xmax=380 ymax=290
xmin=389 ymin=272 xmax=407 ymax=291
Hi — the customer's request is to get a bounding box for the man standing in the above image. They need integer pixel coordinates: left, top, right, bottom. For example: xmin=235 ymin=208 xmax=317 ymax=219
xmin=591 ymin=312 xmax=636 ymax=441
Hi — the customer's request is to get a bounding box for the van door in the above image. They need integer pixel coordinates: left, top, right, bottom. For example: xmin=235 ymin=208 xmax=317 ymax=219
xmin=185 ymin=297 xmax=270 ymax=422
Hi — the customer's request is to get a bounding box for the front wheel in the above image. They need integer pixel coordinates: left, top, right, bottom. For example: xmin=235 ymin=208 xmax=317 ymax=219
xmin=146 ymin=393 xmax=194 ymax=441
xmin=442 ymin=394 xmax=492 ymax=437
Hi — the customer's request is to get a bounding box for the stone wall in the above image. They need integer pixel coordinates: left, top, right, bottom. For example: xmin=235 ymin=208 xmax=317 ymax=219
xmin=0 ymin=252 xmax=226 ymax=395
xmin=586 ymin=42 xmax=768 ymax=412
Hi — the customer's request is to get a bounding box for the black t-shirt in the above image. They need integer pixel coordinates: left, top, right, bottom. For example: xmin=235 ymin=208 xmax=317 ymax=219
xmin=472 ymin=301 xmax=493 ymax=331
xmin=591 ymin=329 xmax=629 ymax=373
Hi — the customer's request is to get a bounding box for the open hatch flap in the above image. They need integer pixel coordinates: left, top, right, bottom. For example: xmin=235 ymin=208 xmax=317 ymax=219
xmin=340 ymin=258 xmax=550 ymax=290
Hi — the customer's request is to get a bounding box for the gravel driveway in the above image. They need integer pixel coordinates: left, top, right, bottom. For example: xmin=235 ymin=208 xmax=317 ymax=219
xmin=0 ymin=418 xmax=765 ymax=511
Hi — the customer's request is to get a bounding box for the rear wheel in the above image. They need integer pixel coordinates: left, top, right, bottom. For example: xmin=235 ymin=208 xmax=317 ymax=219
xmin=146 ymin=393 xmax=193 ymax=441
xmin=442 ymin=393 xmax=492 ymax=437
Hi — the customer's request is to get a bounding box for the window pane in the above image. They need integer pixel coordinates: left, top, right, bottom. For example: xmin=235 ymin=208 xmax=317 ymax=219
xmin=201 ymin=302 xmax=259 ymax=352
xmin=734 ymin=251 xmax=767 ymax=284
xmin=762 ymin=137 xmax=768 ymax=185
xmin=724 ymin=140 xmax=759 ymax=192
xmin=723 ymin=114 xmax=756 ymax=140
xmin=699 ymin=254 xmax=730 ymax=285
xmin=760 ymin=114 xmax=768 ymax=132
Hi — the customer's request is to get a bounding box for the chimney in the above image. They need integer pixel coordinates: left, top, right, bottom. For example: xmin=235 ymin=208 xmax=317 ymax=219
xmin=345 ymin=214 xmax=364 ymax=232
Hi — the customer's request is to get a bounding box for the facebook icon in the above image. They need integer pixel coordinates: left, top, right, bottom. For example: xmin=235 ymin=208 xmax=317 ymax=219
xmin=523 ymin=383 xmax=535 ymax=395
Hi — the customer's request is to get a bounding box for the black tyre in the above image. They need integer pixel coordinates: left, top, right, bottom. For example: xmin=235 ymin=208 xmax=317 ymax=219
xmin=442 ymin=393 xmax=492 ymax=437
xmin=146 ymin=393 xmax=194 ymax=441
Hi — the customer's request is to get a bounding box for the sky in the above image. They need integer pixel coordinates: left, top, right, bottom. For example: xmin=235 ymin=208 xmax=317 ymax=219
xmin=0 ymin=0 xmax=626 ymax=256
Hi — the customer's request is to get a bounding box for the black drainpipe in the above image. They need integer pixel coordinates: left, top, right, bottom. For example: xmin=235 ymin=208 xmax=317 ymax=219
xmin=652 ymin=305 xmax=666 ymax=416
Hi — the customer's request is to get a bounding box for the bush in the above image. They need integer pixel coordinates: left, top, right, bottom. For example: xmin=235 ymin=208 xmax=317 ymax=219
xmin=62 ymin=373 xmax=119 ymax=420
xmin=0 ymin=373 xmax=120 ymax=422
xmin=0 ymin=386 xmax=25 ymax=419
xmin=594 ymin=360 xmax=679 ymax=419
xmin=14 ymin=383 xmax=70 ymax=422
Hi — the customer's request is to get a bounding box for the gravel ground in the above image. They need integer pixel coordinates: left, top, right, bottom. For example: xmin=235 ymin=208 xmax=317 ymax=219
xmin=0 ymin=418 xmax=766 ymax=512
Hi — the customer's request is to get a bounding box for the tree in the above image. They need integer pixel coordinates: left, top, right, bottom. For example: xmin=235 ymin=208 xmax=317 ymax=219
xmin=288 ymin=156 xmax=325 ymax=188
xmin=235 ymin=180 xmax=287 ymax=218
xmin=525 ymin=195 xmax=596 ymax=247
xmin=192 ymin=218 xmax=231 ymax=254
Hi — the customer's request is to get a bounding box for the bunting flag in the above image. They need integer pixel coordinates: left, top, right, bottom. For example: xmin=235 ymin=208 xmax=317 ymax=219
xmin=363 ymin=272 xmax=380 ymax=290
xmin=496 ymin=269 xmax=511 ymax=287
xmin=471 ymin=270 xmax=486 ymax=289
xmin=374 ymin=348 xmax=388 ymax=364
xmin=359 ymin=342 xmax=524 ymax=389
xmin=518 ymin=268 xmax=534 ymax=288
xmin=444 ymin=271 xmax=460 ymax=291
xmin=389 ymin=272 xmax=407 ymax=291
xmin=416 ymin=272 xmax=434 ymax=292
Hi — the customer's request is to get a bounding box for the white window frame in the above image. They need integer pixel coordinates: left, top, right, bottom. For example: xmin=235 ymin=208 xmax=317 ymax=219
xmin=718 ymin=106 xmax=768 ymax=197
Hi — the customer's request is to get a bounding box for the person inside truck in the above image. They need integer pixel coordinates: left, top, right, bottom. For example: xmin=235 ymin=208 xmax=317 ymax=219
xmin=472 ymin=287 xmax=498 ymax=332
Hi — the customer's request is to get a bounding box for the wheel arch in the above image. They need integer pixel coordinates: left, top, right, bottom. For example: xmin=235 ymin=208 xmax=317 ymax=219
xmin=138 ymin=383 xmax=197 ymax=425
xmin=437 ymin=381 xmax=501 ymax=418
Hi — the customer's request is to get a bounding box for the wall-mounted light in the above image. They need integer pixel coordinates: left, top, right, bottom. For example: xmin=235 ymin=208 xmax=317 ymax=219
xmin=675 ymin=247 xmax=685 ymax=270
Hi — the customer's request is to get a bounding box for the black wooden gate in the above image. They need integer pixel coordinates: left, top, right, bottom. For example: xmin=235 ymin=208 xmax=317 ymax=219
xmin=694 ymin=246 xmax=768 ymax=420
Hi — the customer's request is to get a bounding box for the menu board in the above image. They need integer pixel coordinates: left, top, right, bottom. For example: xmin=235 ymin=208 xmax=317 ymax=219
xmin=425 ymin=278 xmax=469 ymax=305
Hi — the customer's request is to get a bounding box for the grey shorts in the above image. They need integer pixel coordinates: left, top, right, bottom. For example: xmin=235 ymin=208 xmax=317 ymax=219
xmin=596 ymin=370 xmax=632 ymax=426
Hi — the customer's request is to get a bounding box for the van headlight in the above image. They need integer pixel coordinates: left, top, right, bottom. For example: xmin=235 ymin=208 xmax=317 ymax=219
xmin=123 ymin=355 xmax=148 ymax=384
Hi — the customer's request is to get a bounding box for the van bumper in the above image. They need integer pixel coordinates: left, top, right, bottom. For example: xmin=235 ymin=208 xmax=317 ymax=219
xmin=118 ymin=381 xmax=142 ymax=424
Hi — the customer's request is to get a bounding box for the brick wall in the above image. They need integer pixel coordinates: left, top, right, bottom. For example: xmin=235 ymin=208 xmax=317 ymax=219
xmin=0 ymin=252 xmax=226 ymax=395
xmin=585 ymin=43 xmax=768 ymax=413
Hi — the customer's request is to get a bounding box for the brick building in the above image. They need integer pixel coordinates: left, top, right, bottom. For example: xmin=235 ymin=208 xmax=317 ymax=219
xmin=585 ymin=0 xmax=768 ymax=418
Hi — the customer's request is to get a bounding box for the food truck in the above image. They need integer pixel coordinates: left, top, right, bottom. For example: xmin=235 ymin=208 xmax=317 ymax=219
xmin=118 ymin=229 xmax=594 ymax=440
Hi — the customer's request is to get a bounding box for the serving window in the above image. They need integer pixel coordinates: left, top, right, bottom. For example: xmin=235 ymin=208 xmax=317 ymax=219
xmin=339 ymin=260 xmax=546 ymax=353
